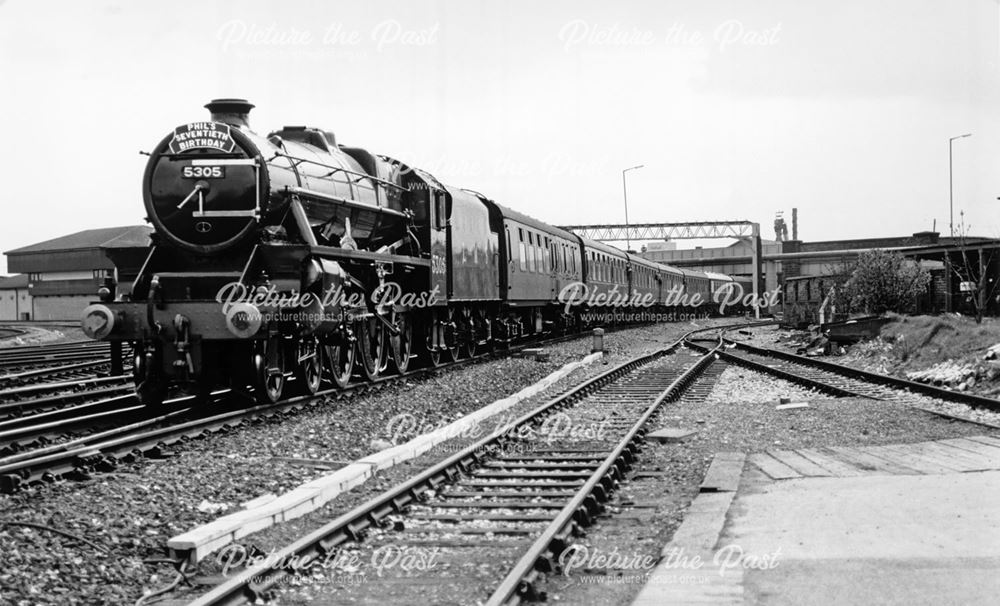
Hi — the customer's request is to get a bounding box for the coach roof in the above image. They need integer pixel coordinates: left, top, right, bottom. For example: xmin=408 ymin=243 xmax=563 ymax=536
xmin=482 ymin=200 xmax=579 ymax=241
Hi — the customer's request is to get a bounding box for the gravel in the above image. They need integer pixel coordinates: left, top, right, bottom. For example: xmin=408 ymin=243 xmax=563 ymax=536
xmin=0 ymin=324 xmax=87 ymax=347
xmin=731 ymin=325 xmax=1000 ymax=428
xmin=533 ymin=362 xmax=1000 ymax=606
xmin=0 ymin=319 xmax=730 ymax=606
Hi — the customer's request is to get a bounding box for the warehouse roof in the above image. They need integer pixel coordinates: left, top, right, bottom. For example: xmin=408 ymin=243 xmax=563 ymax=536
xmin=0 ymin=274 xmax=29 ymax=289
xmin=6 ymin=226 xmax=152 ymax=255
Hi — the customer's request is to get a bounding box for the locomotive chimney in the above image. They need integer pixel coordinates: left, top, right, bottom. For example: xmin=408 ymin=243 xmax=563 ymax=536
xmin=205 ymin=98 xmax=254 ymax=129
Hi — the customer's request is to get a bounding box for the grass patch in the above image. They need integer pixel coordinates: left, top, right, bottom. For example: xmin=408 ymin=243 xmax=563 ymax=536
xmin=880 ymin=313 xmax=1000 ymax=369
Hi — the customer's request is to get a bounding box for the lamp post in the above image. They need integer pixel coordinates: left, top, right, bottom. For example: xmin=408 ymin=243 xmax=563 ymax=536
xmin=622 ymin=165 xmax=643 ymax=252
xmin=949 ymin=133 xmax=971 ymax=237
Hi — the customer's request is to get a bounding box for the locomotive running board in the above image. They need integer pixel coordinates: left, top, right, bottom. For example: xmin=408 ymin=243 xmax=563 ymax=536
xmin=305 ymin=244 xmax=432 ymax=268
xmin=285 ymin=186 xmax=410 ymax=220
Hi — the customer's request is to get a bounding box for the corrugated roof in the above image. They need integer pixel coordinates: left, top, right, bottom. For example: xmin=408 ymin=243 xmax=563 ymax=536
xmin=0 ymin=274 xmax=29 ymax=289
xmin=6 ymin=225 xmax=152 ymax=255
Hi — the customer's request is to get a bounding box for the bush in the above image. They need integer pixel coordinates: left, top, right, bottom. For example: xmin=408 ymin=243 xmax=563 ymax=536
xmin=841 ymin=250 xmax=931 ymax=315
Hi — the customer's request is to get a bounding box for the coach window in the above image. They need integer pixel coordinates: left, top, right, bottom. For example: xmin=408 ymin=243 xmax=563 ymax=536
xmin=526 ymin=232 xmax=535 ymax=272
xmin=532 ymin=233 xmax=540 ymax=273
xmin=532 ymin=233 xmax=539 ymax=272
xmin=535 ymin=234 xmax=542 ymax=272
xmin=518 ymin=229 xmax=526 ymax=271
xmin=507 ymin=230 xmax=512 ymax=267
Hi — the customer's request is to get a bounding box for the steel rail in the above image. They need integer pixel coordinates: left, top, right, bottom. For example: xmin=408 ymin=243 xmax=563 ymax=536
xmin=0 ymin=323 xmax=634 ymax=493
xmin=485 ymin=337 xmax=719 ymax=605
xmin=182 ymin=321 xmax=759 ymax=605
xmin=183 ymin=344 xmax=685 ymax=605
xmin=724 ymin=340 xmax=1000 ymax=411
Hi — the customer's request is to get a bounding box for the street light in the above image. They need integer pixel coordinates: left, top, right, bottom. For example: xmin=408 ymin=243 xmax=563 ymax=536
xmin=622 ymin=165 xmax=643 ymax=252
xmin=949 ymin=133 xmax=971 ymax=237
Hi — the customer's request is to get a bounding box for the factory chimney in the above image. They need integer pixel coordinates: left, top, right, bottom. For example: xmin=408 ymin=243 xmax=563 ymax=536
xmin=206 ymin=98 xmax=254 ymax=129
xmin=792 ymin=207 xmax=798 ymax=240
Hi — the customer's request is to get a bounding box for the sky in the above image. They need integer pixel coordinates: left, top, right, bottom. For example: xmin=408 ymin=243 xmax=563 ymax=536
xmin=1 ymin=0 xmax=999 ymax=273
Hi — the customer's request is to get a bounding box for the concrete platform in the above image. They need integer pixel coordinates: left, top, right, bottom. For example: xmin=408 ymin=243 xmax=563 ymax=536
xmin=632 ymin=436 xmax=1000 ymax=605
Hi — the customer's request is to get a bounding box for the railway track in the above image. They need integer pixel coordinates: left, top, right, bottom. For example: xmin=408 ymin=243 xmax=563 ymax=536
xmin=0 ymin=375 xmax=133 ymax=414
xmin=0 ymin=359 xmax=127 ymax=388
xmin=697 ymin=337 xmax=1000 ymax=412
xmin=675 ymin=331 xmax=1000 ymax=432
xmin=178 ymin=323 xmax=743 ymax=606
xmin=0 ymin=340 xmax=126 ymax=368
xmin=0 ymin=393 xmax=147 ymax=456
xmin=0 ymin=323 xmax=692 ymax=494
xmin=0 ymin=341 xmax=133 ymax=392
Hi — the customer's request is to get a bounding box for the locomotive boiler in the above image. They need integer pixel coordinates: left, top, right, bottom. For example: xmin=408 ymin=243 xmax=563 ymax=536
xmin=82 ymin=99 xmax=449 ymax=404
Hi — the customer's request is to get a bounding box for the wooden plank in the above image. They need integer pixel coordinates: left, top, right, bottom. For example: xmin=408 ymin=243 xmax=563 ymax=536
xmin=918 ymin=442 xmax=998 ymax=471
xmin=862 ymin=446 xmax=956 ymax=475
xmin=400 ymin=527 xmax=537 ymax=535
xmin=926 ymin=440 xmax=1000 ymax=465
xmin=472 ymin=469 xmax=592 ymax=478
xmin=408 ymin=513 xmax=555 ymax=522
xmin=823 ymin=446 xmax=921 ymax=475
xmin=748 ymin=453 xmax=802 ymax=480
xmin=878 ymin=443 xmax=967 ymax=472
xmin=423 ymin=500 xmax=564 ymax=509
xmin=459 ymin=480 xmax=584 ymax=488
xmin=441 ymin=490 xmax=575 ymax=499
xmin=700 ymin=452 xmax=746 ymax=492
xmin=962 ymin=435 xmax=1000 ymax=449
xmin=767 ymin=449 xmax=834 ymax=477
xmin=936 ymin=437 xmax=1000 ymax=459
xmin=794 ymin=448 xmax=866 ymax=477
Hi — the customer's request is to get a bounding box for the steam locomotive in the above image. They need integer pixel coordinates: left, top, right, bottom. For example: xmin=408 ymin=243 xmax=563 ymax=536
xmin=81 ymin=99 xmax=754 ymax=405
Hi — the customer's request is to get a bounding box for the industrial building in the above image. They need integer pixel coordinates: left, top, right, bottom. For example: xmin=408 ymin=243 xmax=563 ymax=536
xmin=638 ymin=211 xmax=1000 ymax=320
xmin=0 ymin=274 xmax=32 ymax=321
xmin=3 ymin=226 xmax=152 ymax=321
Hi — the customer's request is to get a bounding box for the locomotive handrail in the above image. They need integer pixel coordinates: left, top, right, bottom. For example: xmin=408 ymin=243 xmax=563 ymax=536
xmin=268 ymin=151 xmax=407 ymax=193
xmin=284 ymin=186 xmax=410 ymax=220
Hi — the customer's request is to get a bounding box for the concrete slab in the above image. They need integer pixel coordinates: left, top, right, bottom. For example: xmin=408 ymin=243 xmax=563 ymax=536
xmin=646 ymin=427 xmax=699 ymax=443
xmin=633 ymin=438 xmax=1000 ymax=606
xmin=774 ymin=402 xmax=809 ymax=410
xmin=700 ymin=452 xmax=745 ymax=492
xmin=723 ymin=471 xmax=1000 ymax=561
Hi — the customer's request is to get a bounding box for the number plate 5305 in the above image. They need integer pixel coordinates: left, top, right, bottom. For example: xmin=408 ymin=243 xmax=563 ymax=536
xmin=182 ymin=165 xmax=226 ymax=179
